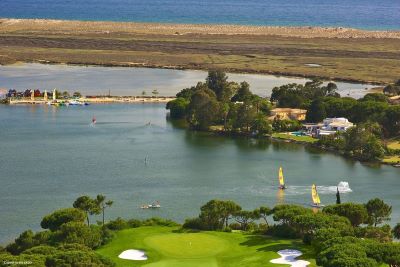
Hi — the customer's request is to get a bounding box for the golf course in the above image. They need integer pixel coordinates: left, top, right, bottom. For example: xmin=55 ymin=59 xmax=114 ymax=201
xmin=96 ymin=226 xmax=317 ymax=267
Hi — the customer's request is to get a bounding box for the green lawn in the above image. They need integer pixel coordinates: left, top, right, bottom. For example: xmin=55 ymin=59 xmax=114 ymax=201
xmin=272 ymin=133 xmax=318 ymax=143
xmin=96 ymin=226 xmax=318 ymax=267
xmin=382 ymin=155 xmax=400 ymax=164
xmin=387 ymin=140 xmax=400 ymax=150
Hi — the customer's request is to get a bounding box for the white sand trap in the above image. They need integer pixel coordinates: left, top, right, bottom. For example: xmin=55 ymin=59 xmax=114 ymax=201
xmin=270 ymin=249 xmax=310 ymax=267
xmin=118 ymin=249 xmax=148 ymax=261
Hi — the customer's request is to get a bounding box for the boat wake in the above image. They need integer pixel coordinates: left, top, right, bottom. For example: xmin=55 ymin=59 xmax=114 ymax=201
xmin=248 ymin=181 xmax=352 ymax=196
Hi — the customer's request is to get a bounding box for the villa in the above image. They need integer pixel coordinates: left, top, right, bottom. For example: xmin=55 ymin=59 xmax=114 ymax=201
xmin=304 ymin=117 xmax=354 ymax=137
xmin=269 ymin=108 xmax=307 ymax=121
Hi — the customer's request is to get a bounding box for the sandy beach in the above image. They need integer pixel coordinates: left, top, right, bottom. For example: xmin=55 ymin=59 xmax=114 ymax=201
xmin=1 ymin=18 xmax=400 ymax=39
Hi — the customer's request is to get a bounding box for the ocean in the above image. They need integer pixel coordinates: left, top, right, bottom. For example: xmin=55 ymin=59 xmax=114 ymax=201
xmin=0 ymin=0 xmax=399 ymax=30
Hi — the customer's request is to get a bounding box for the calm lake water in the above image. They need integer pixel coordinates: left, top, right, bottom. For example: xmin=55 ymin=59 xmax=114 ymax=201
xmin=0 ymin=104 xmax=399 ymax=244
xmin=0 ymin=64 xmax=375 ymax=98
xmin=0 ymin=0 xmax=399 ymax=30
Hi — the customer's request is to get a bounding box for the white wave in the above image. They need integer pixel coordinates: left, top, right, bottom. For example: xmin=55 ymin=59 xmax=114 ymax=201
xmin=248 ymin=181 xmax=352 ymax=196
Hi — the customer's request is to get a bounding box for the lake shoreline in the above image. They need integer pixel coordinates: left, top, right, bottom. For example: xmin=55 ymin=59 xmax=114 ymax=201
xmin=3 ymin=60 xmax=386 ymax=87
xmin=203 ymin=127 xmax=400 ymax=168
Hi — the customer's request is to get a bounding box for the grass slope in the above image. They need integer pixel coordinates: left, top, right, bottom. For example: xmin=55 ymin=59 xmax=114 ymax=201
xmin=272 ymin=133 xmax=318 ymax=143
xmin=96 ymin=226 xmax=317 ymax=267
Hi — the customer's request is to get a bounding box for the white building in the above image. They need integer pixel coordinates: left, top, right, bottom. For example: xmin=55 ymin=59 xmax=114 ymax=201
xmin=304 ymin=117 xmax=354 ymax=137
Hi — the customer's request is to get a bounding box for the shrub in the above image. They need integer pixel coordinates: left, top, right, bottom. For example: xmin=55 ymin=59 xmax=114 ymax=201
xmin=142 ymin=217 xmax=179 ymax=227
xmin=183 ymin=217 xmax=204 ymax=230
xmin=127 ymin=219 xmax=142 ymax=228
xmin=45 ymin=250 xmax=115 ymax=267
xmin=41 ymin=208 xmax=86 ymax=231
xmin=266 ymin=224 xmax=299 ymax=238
xmin=105 ymin=217 xmax=129 ymax=230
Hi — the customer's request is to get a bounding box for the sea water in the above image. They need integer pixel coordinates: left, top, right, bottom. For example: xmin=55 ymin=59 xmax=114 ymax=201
xmin=0 ymin=0 xmax=399 ymax=30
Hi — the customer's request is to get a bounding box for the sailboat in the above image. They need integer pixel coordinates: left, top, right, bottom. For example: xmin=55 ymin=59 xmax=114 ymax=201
xmin=311 ymin=184 xmax=324 ymax=208
xmin=278 ymin=167 xmax=286 ymax=189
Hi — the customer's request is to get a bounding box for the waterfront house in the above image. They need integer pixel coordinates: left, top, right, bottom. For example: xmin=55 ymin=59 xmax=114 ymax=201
xmin=269 ymin=108 xmax=307 ymax=121
xmin=304 ymin=117 xmax=354 ymax=137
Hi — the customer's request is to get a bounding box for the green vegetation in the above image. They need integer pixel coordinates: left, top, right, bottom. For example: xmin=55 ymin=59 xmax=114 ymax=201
xmin=96 ymin=226 xmax=317 ymax=267
xmin=2 ymin=196 xmax=400 ymax=267
xmin=317 ymin=122 xmax=386 ymax=161
xmin=383 ymin=79 xmax=400 ymax=96
xmin=167 ymin=70 xmax=272 ymax=135
xmin=382 ymin=155 xmax=400 ymax=164
xmin=167 ymin=71 xmax=400 ymax=163
xmin=2 ymin=22 xmax=400 ymax=84
xmin=272 ymin=133 xmax=318 ymax=143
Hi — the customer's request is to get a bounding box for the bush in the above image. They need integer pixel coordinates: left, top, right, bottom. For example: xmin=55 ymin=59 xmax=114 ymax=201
xmin=183 ymin=217 xmax=204 ymax=230
xmin=40 ymin=208 xmax=86 ymax=231
xmin=127 ymin=219 xmax=142 ymax=228
xmin=0 ymin=254 xmax=45 ymax=267
xmin=228 ymin=222 xmax=242 ymax=231
xmin=142 ymin=217 xmax=179 ymax=227
xmin=22 ymin=245 xmax=57 ymax=256
xmin=105 ymin=217 xmax=129 ymax=230
xmin=6 ymin=230 xmax=51 ymax=255
xmin=266 ymin=224 xmax=299 ymax=239
xmin=55 ymin=222 xmax=102 ymax=249
xmin=45 ymin=250 xmax=115 ymax=267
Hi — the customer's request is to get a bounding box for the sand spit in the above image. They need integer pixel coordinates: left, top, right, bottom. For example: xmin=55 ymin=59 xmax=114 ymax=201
xmin=1 ymin=18 xmax=399 ymax=39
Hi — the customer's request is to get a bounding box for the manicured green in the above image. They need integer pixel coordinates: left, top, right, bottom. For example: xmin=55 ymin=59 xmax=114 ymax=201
xmin=272 ymin=133 xmax=318 ymax=143
xmin=96 ymin=226 xmax=317 ymax=267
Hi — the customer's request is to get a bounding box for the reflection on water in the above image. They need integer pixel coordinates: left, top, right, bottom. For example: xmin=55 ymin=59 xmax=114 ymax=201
xmin=276 ymin=189 xmax=285 ymax=205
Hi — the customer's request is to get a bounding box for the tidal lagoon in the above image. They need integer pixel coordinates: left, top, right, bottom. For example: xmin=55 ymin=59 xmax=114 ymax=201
xmin=0 ymin=103 xmax=399 ymax=244
xmin=0 ymin=63 xmax=375 ymax=98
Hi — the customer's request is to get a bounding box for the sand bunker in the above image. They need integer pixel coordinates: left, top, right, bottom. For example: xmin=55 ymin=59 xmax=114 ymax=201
xmin=118 ymin=249 xmax=148 ymax=261
xmin=270 ymin=249 xmax=310 ymax=267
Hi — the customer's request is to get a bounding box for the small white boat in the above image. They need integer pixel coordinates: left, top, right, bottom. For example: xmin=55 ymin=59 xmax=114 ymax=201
xmin=69 ymin=100 xmax=88 ymax=106
xmin=141 ymin=201 xmax=161 ymax=209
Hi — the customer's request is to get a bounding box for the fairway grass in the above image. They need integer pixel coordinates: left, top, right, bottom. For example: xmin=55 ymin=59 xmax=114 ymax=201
xmin=96 ymin=226 xmax=317 ymax=267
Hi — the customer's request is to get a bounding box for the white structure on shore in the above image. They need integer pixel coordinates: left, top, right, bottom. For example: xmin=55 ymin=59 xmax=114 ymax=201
xmin=44 ymin=90 xmax=48 ymax=101
xmin=30 ymin=90 xmax=34 ymax=101
xmin=304 ymin=117 xmax=354 ymax=137
xmin=52 ymin=89 xmax=56 ymax=101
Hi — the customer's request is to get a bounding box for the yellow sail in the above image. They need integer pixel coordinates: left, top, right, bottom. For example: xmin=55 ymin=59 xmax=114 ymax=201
xmin=311 ymin=184 xmax=321 ymax=205
xmin=278 ymin=167 xmax=285 ymax=187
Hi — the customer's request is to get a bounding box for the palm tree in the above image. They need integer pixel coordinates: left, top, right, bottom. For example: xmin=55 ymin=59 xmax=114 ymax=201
xmin=96 ymin=195 xmax=113 ymax=225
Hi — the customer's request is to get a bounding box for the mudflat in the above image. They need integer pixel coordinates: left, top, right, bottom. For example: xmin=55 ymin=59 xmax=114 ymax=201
xmin=0 ymin=19 xmax=399 ymax=83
